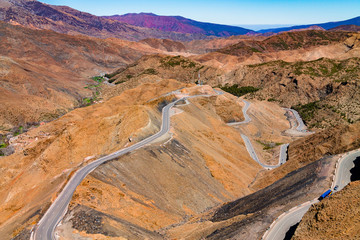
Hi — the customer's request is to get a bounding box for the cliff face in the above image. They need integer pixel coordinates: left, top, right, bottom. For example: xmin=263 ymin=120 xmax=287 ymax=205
xmin=293 ymin=180 xmax=360 ymax=240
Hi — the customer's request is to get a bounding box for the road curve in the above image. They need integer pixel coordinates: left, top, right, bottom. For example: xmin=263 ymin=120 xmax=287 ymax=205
xmin=33 ymin=92 xmax=219 ymax=240
xmin=284 ymin=108 xmax=307 ymax=132
xmin=262 ymin=148 xmax=360 ymax=240
xmin=332 ymin=150 xmax=360 ymax=191
xmin=228 ymin=99 xmax=290 ymax=169
xmin=227 ymin=99 xmax=251 ymax=126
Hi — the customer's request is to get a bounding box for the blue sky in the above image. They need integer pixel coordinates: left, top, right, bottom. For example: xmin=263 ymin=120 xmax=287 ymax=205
xmin=39 ymin=0 xmax=359 ymax=27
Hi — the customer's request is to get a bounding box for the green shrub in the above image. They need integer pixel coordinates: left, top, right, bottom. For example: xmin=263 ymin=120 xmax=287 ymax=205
xmin=220 ymin=85 xmax=260 ymax=97
xmin=292 ymin=101 xmax=321 ymax=123
xmin=141 ymin=68 xmax=158 ymax=75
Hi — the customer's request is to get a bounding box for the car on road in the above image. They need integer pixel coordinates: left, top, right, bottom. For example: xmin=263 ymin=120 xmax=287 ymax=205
xmin=334 ymin=185 xmax=339 ymax=191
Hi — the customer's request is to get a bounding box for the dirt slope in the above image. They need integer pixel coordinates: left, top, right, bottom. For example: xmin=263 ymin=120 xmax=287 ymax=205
xmin=55 ymin=88 xmax=262 ymax=239
xmin=0 ymin=79 xmax=188 ymax=239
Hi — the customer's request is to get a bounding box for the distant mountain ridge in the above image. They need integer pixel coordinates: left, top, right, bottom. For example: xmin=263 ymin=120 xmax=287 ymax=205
xmin=259 ymin=16 xmax=360 ymax=33
xmin=103 ymin=13 xmax=254 ymax=37
xmin=0 ymin=0 xmax=213 ymax=41
xmin=329 ymin=24 xmax=360 ymax=32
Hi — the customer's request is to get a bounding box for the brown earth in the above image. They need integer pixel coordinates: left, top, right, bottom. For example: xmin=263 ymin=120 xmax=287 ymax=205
xmin=192 ymin=32 xmax=359 ymax=71
xmin=55 ymin=89 xmax=260 ymax=239
xmin=217 ymin=30 xmax=351 ymax=58
xmin=53 ymin=89 xmax=309 ymax=240
xmin=100 ymin=54 xmax=224 ymax=100
xmin=0 ymin=79 xmax=188 ymax=239
xmin=293 ymin=180 xmax=360 ymax=240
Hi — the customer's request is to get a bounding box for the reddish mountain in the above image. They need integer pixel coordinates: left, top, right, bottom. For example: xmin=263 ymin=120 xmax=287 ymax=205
xmin=103 ymin=13 xmax=254 ymax=37
xmin=0 ymin=0 xmax=208 ymax=41
xmin=329 ymin=24 xmax=360 ymax=32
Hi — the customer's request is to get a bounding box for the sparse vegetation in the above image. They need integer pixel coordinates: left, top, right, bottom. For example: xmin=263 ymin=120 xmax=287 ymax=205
xmin=141 ymin=68 xmax=158 ymax=75
xmin=161 ymin=55 xmax=197 ymax=68
xmin=292 ymin=101 xmax=321 ymax=123
xmin=0 ymin=143 xmax=7 ymax=148
xmin=14 ymin=126 xmax=24 ymax=136
xmin=220 ymin=84 xmax=260 ymax=97
xmin=83 ymin=76 xmax=103 ymax=106
xmin=256 ymin=140 xmax=282 ymax=150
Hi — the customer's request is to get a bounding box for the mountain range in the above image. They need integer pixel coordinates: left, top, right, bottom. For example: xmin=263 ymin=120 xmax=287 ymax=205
xmin=258 ymin=16 xmax=360 ymax=33
xmin=0 ymin=0 xmax=359 ymax=42
xmin=103 ymin=13 xmax=254 ymax=37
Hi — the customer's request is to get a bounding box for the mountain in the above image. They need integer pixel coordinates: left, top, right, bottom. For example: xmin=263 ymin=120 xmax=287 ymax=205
xmin=329 ymin=24 xmax=360 ymax=32
xmin=0 ymin=0 xmax=209 ymax=41
xmin=0 ymin=20 xmax=200 ymax=130
xmin=103 ymin=13 xmax=254 ymax=37
xmin=258 ymin=16 xmax=360 ymax=33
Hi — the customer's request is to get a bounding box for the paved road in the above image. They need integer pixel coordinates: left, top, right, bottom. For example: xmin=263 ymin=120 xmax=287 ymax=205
xmin=241 ymin=134 xmax=289 ymax=169
xmin=228 ymin=99 xmax=289 ymax=169
xmin=332 ymin=150 xmax=360 ymax=191
xmin=33 ymin=92 xmax=221 ymax=240
xmin=262 ymin=149 xmax=360 ymax=240
xmin=227 ymin=99 xmax=251 ymax=126
xmin=284 ymin=108 xmax=307 ymax=132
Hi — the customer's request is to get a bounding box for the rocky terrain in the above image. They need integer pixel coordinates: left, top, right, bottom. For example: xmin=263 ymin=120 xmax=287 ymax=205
xmin=293 ymin=180 xmax=360 ymax=240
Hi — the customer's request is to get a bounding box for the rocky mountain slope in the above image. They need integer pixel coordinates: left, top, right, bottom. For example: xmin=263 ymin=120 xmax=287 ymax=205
xmin=0 ymin=0 xmax=208 ymax=41
xmin=0 ymin=20 xmax=206 ymax=131
xmin=216 ymin=30 xmax=351 ymax=58
xmin=103 ymin=13 xmax=254 ymax=37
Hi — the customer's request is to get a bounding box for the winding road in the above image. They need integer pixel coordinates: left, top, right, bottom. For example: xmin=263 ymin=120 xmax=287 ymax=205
xmin=262 ymin=149 xmax=360 ymax=240
xmin=227 ymin=100 xmax=298 ymax=169
xmin=32 ymin=91 xmax=222 ymax=240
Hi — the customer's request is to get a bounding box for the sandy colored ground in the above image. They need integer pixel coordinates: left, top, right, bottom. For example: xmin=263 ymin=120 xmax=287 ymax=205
xmin=0 ymin=79 xmax=187 ymax=239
